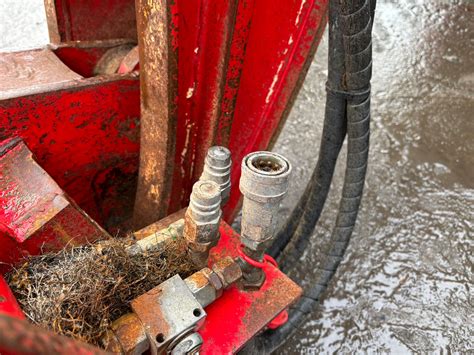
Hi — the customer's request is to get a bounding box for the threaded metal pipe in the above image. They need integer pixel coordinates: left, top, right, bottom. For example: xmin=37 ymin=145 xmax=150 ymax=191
xmin=200 ymin=146 xmax=232 ymax=205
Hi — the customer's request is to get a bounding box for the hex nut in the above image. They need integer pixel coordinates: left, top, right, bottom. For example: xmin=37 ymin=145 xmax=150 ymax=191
xmin=183 ymin=210 xmax=220 ymax=245
xmin=204 ymin=269 xmax=224 ymax=299
xmin=240 ymin=235 xmax=273 ymax=253
xmin=241 ymin=272 xmax=266 ymax=290
xmin=184 ymin=268 xmax=218 ymax=308
xmin=212 ymin=256 xmax=242 ymax=288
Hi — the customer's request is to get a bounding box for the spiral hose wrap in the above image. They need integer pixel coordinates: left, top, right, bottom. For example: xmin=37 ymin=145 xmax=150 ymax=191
xmin=245 ymin=0 xmax=375 ymax=352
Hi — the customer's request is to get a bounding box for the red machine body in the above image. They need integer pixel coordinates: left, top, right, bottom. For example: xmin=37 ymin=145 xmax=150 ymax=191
xmin=0 ymin=0 xmax=328 ymax=352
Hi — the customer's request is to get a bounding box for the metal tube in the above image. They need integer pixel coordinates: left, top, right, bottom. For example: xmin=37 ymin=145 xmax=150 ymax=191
xmin=133 ymin=0 xmax=178 ymax=229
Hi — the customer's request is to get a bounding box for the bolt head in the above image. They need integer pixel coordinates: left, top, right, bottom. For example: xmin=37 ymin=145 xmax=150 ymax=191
xmin=211 ymin=256 xmax=242 ymax=288
xmin=183 ymin=210 xmax=220 ymax=244
xmin=185 ymin=268 xmax=218 ymax=308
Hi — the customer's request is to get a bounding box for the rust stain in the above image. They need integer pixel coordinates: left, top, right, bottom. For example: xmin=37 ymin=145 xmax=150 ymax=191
xmin=43 ymin=0 xmax=61 ymax=44
xmin=133 ymin=209 xmax=185 ymax=240
xmin=131 ymin=287 xmax=170 ymax=340
xmin=109 ymin=313 xmax=148 ymax=354
xmin=133 ymin=0 xmax=178 ymax=230
xmin=186 ymin=270 xmax=210 ymax=289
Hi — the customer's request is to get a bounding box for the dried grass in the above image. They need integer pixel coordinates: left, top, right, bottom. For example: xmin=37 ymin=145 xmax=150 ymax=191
xmin=6 ymin=237 xmax=196 ymax=347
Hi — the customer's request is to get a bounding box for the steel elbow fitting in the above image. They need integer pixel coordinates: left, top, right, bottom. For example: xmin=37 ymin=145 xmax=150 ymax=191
xmin=239 ymin=151 xmax=292 ymax=257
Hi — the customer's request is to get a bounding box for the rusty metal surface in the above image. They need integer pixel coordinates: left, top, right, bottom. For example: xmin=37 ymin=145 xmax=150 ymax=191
xmin=128 ymin=218 xmax=184 ymax=256
xmin=0 ymin=314 xmax=107 ymax=355
xmin=184 ymin=268 xmax=219 ymax=309
xmin=133 ymin=0 xmax=179 ymax=229
xmin=184 ymin=181 xmax=222 ymax=268
xmin=44 ymin=0 xmax=61 ymax=44
xmin=131 ymin=274 xmax=206 ymax=353
xmin=211 ymin=256 xmax=242 ymax=289
xmin=0 ymin=49 xmax=82 ymax=100
xmin=104 ymin=313 xmax=149 ymax=354
xmin=0 ymin=138 xmax=109 ymax=273
xmin=132 ymin=208 xmax=185 ymax=241
xmin=106 ymin=222 xmax=291 ymax=353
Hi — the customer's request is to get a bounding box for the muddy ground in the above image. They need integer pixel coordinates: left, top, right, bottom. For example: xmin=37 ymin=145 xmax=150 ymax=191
xmin=275 ymin=1 xmax=473 ymax=353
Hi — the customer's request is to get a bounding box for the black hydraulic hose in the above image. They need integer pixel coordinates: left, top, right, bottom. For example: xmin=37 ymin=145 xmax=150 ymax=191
xmin=276 ymin=0 xmax=374 ymax=272
xmin=242 ymin=0 xmax=374 ymax=352
xmin=277 ymin=91 xmax=346 ymax=271
xmin=269 ymin=0 xmax=378 ymax=264
xmin=268 ymin=95 xmax=346 ymax=262
xmin=268 ymin=0 xmax=348 ymax=261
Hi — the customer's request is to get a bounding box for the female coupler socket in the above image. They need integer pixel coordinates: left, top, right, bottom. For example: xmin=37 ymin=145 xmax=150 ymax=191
xmin=239 ymin=151 xmax=292 ymax=259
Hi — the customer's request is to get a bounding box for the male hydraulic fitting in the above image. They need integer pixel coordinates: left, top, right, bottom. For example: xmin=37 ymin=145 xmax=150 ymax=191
xmin=200 ymin=146 xmax=232 ymax=205
xmin=239 ymin=151 xmax=292 ymax=289
xmin=184 ymin=180 xmax=222 ymax=268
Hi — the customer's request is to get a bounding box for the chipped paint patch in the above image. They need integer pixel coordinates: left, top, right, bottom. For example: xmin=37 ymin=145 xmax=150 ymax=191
xmin=186 ymin=85 xmax=195 ymax=99
xmin=295 ymin=0 xmax=308 ymax=26
xmin=265 ymin=61 xmax=284 ymax=104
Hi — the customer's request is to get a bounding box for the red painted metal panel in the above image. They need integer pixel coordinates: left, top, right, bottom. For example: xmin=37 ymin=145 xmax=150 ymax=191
xmin=168 ymin=0 xmax=328 ymax=219
xmin=52 ymin=0 xmax=137 ymax=42
xmin=1 ymin=0 xmax=327 ymax=233
xmin=170 ymin=0 xmax=238 ymax=212
xmin=0 ymin=139 xmax=109 ymax=273
xmin=0 ymin=77 xmax=140 ymax=229
xmin=201 ymin=223 xmax=302 ymax=354
xmin=215 ymin=0 xmax=255 ymax=148
xmin=0 ymin=277 xmax=24 ymax=319
xmin=223 ymin=0 xmax=329 ymax=220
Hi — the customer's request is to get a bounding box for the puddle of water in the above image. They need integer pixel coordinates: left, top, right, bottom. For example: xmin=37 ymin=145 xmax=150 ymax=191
xmin=274 ymin=0 xmax=473 ymax=353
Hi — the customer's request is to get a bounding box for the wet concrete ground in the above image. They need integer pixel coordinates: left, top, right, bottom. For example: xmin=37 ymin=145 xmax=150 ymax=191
xmin=1 ymin=0 xmax=473 ymax=353
xmin=274 ymin=0 xmax=473 ymax=353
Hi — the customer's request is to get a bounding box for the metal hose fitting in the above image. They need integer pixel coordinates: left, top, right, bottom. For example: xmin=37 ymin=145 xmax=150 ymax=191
xmin=200 ymin=146 xmax=232 ymax=205
xmin=239 ymin=151 xmax=292 ymax=289
xmin=184 ymin=180 xmax=222 ymax=268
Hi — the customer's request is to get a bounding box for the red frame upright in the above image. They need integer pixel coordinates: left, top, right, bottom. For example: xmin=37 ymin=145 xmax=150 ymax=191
xmin=0 ymin=0 xmax=328 ymax=351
